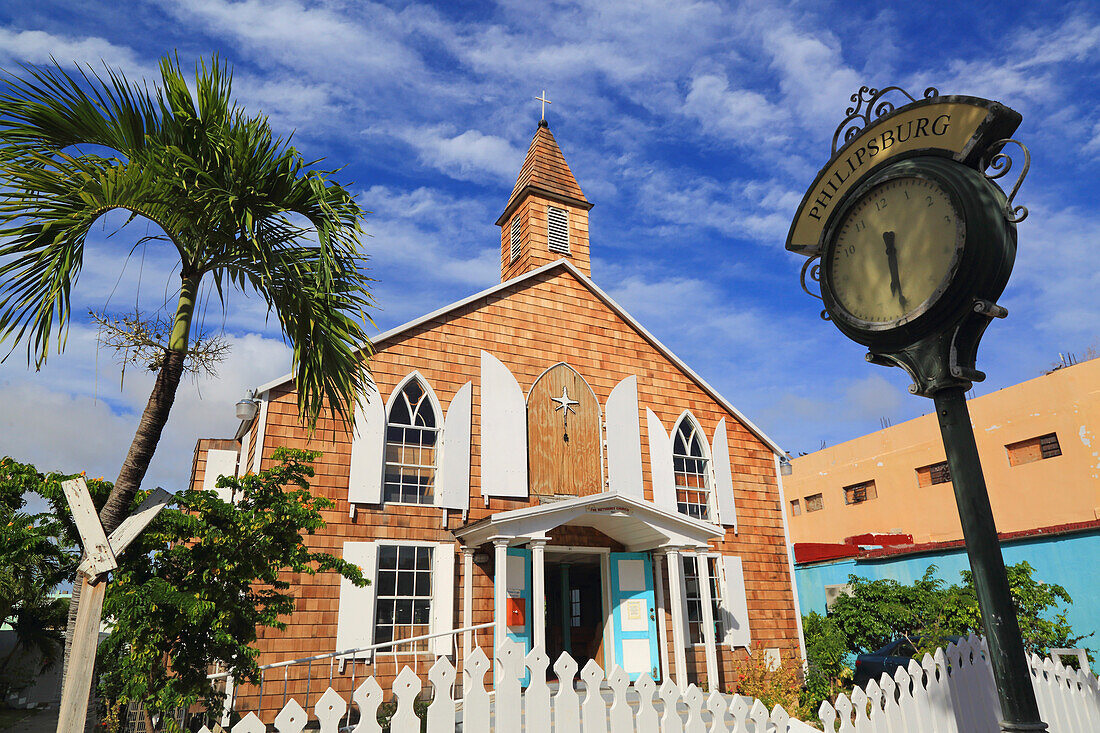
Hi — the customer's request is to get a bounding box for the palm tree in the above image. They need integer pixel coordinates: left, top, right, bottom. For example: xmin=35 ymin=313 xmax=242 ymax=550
xmin=0 ymin=56 xmax=373 ymax=683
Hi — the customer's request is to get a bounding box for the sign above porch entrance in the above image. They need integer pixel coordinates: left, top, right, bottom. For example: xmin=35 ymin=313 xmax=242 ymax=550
xmin=528 ymin=363 xmax=602 ymax=497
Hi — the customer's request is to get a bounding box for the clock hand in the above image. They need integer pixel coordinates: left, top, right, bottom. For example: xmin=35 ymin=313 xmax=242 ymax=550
xmin=883 ymin=231 xmax=909 ymax=311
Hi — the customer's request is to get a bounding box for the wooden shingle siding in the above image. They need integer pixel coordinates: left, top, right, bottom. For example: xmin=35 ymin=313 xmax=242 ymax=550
xmin=229 ymin=266 xmax=797 ymax=715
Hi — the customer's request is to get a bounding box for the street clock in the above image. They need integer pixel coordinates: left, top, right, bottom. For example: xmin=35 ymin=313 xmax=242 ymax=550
xmin=785 ymin=86 xmax=1045 ymax=732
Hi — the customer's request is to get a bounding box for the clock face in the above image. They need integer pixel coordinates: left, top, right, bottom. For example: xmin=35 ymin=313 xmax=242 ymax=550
xmin=829 ymin=176 xmax=962 ymax=326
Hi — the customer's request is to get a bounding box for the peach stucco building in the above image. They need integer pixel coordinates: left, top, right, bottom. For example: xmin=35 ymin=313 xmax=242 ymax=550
xmin=785 ymin=356 xmax=1100 ymax=545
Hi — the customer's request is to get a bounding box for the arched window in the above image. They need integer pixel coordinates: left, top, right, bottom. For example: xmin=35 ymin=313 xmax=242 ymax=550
xmin=672 ymin=416 xmax=710 ymax=520
xmin=384 ymin=378 xmax=438 ymax=505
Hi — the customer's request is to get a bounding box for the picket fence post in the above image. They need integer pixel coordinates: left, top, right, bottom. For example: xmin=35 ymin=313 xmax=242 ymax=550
xmin=524 ymin=645 xmax=551 ymax=733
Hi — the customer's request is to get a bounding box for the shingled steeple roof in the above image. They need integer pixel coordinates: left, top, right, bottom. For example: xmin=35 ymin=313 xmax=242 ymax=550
xmin=495 ymin=121 xmax=592 ymax=226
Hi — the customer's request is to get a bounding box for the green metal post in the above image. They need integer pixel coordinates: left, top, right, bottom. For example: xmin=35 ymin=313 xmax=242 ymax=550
xmin=933 ymin=386 xmax=1047 ymax=732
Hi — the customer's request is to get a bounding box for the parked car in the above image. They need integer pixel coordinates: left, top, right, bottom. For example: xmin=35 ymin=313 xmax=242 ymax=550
xmin=853 ymin=636 xmax=962 ymax=688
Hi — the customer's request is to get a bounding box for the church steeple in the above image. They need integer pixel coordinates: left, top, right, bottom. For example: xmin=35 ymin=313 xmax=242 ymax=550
xmin=496 ymin=120 xmax=593 ymax=282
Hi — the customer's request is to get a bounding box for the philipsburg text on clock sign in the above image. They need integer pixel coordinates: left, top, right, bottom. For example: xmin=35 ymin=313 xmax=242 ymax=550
xmin=806 ymin=114 xmax=951 ymax=223
xmin=786 ymin=101 xmax=991 ymax=253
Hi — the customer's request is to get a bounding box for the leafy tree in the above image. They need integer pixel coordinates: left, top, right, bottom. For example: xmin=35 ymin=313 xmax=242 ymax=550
xmin=800 ymin=611 xmax=849 ymax=714
xmin=827 ymin=563 xmax=1092 ymax=661
xmin=0 ymin=55 xmax=373 ymax=679
xmin=0 ymin=458 xmax=79 ymax=698
xmin=827 ymin=567 xmax=947 ymax=654
xmin=95 ymin=448 xmax=365 ymax=722
xmin=943 ymin=562 xmax=1090 ymax=657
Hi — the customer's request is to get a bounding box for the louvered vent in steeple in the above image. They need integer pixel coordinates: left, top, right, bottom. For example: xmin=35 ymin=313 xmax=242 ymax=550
xmin=510 ymin=216 xmax=522 ymax=262
xmin=547 ymin=206 xmax=569 ymax=254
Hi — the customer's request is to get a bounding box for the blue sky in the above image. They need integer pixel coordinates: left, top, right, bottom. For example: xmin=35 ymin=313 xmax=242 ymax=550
xmin=1 ymin=0 xmax=1097 ymax=497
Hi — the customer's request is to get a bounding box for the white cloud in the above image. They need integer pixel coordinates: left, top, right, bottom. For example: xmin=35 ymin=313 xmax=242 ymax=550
xmin=682 ymin=73 xmax=787 ymax=144
xmin=0 ymin=327 xmax=291 ymax=491
xmin=0 ymin=28 xmax=156 ymax=80
xmin=386 ymin=125 xmax=525 ymax=183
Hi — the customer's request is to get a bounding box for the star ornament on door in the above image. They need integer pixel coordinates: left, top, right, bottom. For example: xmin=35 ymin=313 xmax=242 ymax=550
xmin=551 ymin=385 xmax=578 ymax=442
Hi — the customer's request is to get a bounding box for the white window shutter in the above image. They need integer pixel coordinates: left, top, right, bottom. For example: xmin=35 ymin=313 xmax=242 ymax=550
xmin=436 ymin=382 xmax=472 ymax=510
xmin=720 ymin=555 xmax=751 ymax=649
xmin=349 ymin=377 xmax=386 ymax=505
xmin=336 ymin=541 xmax=377 ymax=659
xmin=480 ymin=351 xmax=528 ymax=500
xmin=202 ymin=449 xmax=239 ymax=504
xmin=605 ymin=375 xmax=643 ymax=498
xmin=251 ymin=391 xmax=270 ymax=473
xmin=431 ymin=544 xmax=457 ymax=654
xmin=710 ymin=418 xmax=738 ymax=529
xmin=646 ymin=408 xmax=677 ymax=512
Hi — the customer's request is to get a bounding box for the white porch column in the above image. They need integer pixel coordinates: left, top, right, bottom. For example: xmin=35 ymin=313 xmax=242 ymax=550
xmin=653 ymin=551 xmax=671 ymax=684
xmin=665 ymin=547 xmax=689 ymax=688
xmin=492 ymin=538 xmax=510 ymax=658
xmin=530 ymin=538 xmax=548 ymax=653
xmin=696 ymin=554 xmax=720 ymax=689
xmin=462 ymin=546 xmax=475 ymax=686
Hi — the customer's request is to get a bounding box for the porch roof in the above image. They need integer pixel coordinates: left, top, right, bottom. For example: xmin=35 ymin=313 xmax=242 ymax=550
xmin=453 ymin=492 xmax=724 ymax=552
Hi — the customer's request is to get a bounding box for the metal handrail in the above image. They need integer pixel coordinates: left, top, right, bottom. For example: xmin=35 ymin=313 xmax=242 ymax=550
xmin=207 ymin=621 xmax=495 ymax=726
xmin=207 ymin=621 xmax=494 ymax=680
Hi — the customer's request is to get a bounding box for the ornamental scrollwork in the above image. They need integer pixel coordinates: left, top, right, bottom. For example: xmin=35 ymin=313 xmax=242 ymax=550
xmin=981 ymin=138 xmax=1030 ymax=223
xmin=831 ymin=86 xmax=940 ymax=155
xmin=799 ymin=255 xmax=830 ymax=320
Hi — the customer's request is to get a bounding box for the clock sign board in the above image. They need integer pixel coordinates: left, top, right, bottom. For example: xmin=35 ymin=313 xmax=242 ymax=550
xmin=786 ymin=85 xmax=1030 ymax=395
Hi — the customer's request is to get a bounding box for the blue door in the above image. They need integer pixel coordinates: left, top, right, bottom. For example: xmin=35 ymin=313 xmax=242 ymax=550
xmin=505 ymin=547 xmax=532 ymax=685
xmin=609 ymin=552 xmax=660 ymax=682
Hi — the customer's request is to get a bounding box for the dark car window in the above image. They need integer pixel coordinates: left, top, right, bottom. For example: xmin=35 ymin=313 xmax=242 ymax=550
xmin=894 ymin=640 xmax=918 ymax=658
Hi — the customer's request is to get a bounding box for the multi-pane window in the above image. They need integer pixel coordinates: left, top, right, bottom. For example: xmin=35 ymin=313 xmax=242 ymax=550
xmin=673 ymin=417 xmax=711 ymax=520
xmin=570 ymin=589 xmax=581 ymax=628
xmin=843 ymin=480 xmax=877 ymax=505
xmin=683 ymin=556 xmax=723 ymax=645
xmin=790 ymin=499 xmax=801 ymax=516
xmin=547 ymin=206 xmax=570 ymax=254
xmin=510 ymin=216 xmax=522 ymax=262
xmin=384 ymin=379 xmax=438 ymax=504
xmin=1006 ymin=432 xmax=1062 ymax=467
xmin=374 ymin=544 xmax=433 ymax=652
xmin=805 ymin=493 xmax=824 ymax=512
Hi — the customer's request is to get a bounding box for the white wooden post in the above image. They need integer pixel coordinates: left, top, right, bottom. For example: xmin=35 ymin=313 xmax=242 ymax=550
xmin=665 ymin=547 xmax=689 ymax=688
xmin=530 ymin=538 xmax=547 ymax=655
xmin=462 ymin=547 xmax=474 ymax=683
xmin=492 ymin=538 xmax=510 ymax=664
xmin=695 ymin=554 xmax=720 ymax=689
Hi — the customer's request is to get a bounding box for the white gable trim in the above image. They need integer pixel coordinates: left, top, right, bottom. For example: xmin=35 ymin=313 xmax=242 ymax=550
xmin=248 ymin=260 xmax=783 ymax=456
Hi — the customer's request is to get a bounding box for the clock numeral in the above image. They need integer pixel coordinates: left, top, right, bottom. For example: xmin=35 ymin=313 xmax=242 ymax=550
xmin=903 ymin=190 xmax=910 ymax=200
xmin=944 ymin=215 xmax=951 ymax=223
xmin=854 ymin=219 xmax=866 ymax=233
xmin=875 ymin=197 xmax=887 ymax=211
xmin=926 ymin=196 xmax=934 ymax=207
xmin=844 ymin=244 xmax=856 ymax=256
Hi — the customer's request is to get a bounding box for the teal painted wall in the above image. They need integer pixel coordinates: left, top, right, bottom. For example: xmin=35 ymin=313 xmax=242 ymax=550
xmin=795 ymin=529 xmax=1100 ymax=669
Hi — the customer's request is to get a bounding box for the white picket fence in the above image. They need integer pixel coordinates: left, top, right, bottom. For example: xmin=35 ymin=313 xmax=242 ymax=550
xmin=215 ymin=639 xmax=820 ymax=733
xmin=817 ymin=635 xmax=1100 ymax=732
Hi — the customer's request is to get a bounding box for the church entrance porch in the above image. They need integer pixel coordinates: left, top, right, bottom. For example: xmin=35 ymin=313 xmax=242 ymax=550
xmin=455 ymin=492 xmax=724 ymax=688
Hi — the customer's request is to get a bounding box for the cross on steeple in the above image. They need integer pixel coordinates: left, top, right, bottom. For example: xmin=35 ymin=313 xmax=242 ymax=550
xmin=535 ymin=90 xmax=552 ymax=121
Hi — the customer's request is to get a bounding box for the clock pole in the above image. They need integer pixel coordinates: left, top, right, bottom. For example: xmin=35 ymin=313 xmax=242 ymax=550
xmin=934 ymin=386 xmax=1046 ymax=732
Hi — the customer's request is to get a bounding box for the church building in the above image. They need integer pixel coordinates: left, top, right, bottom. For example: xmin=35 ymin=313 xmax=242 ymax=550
xmin=190 ymin=119 xmax=805 ymax=715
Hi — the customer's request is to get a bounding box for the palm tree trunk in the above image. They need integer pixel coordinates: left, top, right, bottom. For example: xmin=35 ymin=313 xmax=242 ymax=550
xmin=60 ymin=274 xmax=199 ymax=717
